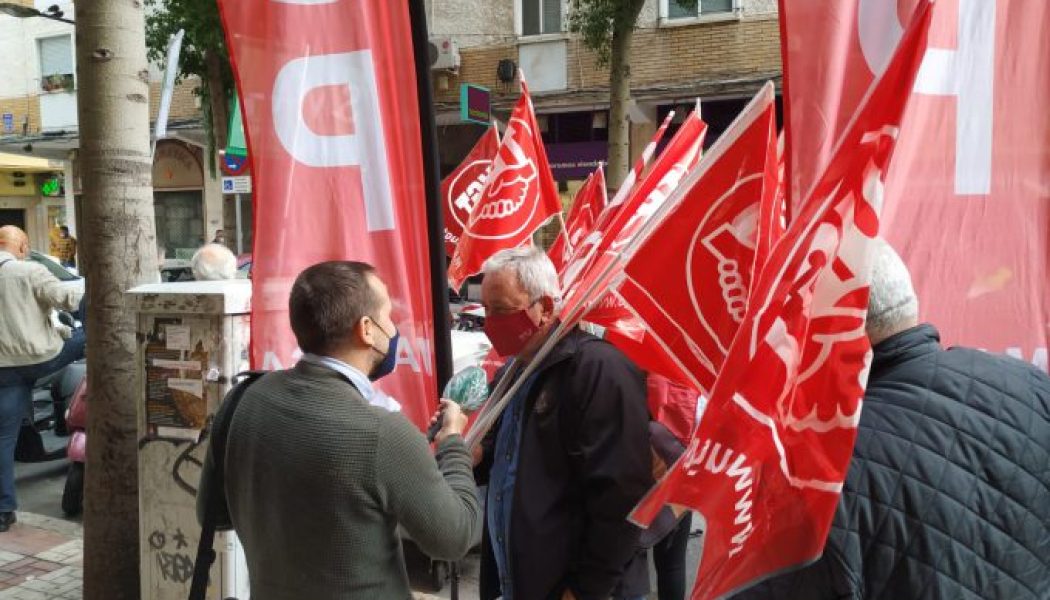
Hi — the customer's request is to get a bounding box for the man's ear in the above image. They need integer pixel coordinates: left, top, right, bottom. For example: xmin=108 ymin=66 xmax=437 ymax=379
xmin=355 ymin=317 xmax=373 ymax=348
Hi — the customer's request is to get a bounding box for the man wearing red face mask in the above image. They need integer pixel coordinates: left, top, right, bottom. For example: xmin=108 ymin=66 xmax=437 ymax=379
xmin=475 ymin=247 xmax=652 ymax=600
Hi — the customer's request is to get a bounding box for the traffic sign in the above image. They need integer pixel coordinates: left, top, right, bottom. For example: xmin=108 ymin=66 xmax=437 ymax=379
xmin=222 ymin=176 xmax=252 ymax=194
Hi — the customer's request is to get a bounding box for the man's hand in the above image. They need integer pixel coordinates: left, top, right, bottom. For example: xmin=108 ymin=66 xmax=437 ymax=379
xmin=430 ymin=399 xmax=467 ymax=446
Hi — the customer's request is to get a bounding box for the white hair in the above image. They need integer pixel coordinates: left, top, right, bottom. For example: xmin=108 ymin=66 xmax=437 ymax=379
xmin=191 ymin=243 xmax=237 ymax=281
xmin=483 ymin=246 xmax=562 ymax=304
xmin=866 ymin=238 xmax=919 ymax=344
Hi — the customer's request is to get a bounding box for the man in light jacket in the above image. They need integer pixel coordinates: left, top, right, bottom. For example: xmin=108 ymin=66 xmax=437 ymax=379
xmin=0 ymin=226 xmax=84 ymax=531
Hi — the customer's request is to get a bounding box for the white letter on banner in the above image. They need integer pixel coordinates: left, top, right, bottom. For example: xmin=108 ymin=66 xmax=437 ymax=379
xmin=272 ymin=51 xmax=396 ymax=231
xmin=858 ymin=0 xmax=995 ymax=196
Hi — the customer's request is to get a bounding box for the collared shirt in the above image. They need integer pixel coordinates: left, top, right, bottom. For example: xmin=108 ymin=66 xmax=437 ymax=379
xmin=299 ymin=353 xmax=401 ymax=413
xmin=486 ymin=370 xmax=539 ymax=599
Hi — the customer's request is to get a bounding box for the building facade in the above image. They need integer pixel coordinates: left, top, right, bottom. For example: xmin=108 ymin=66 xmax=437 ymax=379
xmin=426 ymin=0 xmax=781 ymax=193
xmin=0 ymin=0 xmax=239 ymax=260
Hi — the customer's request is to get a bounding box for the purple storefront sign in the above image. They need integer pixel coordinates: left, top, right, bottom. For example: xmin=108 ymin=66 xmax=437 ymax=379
xmin=545 ymin=141 xmax=607 ymax=180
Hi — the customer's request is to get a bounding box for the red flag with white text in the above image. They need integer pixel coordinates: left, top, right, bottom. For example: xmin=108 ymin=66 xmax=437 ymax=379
xmin=442 ymin=126 xmax=500 ymax=258
xmin=780 ymin=0 xmax=1050 ymax=373
xmin=448 ymin=80 xmax=561 ymax=289
xmin=548 ymin=166 xmax=607 ymax=274
xmin=218 ymin=1 xmax=439 ymax=429
xmin=628 ymin=4 xmax=933 ymax=597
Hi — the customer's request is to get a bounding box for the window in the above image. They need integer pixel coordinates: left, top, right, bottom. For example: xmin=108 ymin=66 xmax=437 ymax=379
xmin=38 ymin=35 xmax=74 ymax=93
xmin=665 ymin=0 xmax=735 ymax=20
xmin=521 ymin=0 xmax=562 ymax=36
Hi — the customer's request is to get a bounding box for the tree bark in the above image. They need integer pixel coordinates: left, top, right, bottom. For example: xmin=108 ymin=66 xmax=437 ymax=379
xmin=75 ymin=2 xmax=157 ymax=598
xmin=205 ymin=50 xmax=229 ymax=152
xmin=606 ymin=0 xmax=646 ymax=190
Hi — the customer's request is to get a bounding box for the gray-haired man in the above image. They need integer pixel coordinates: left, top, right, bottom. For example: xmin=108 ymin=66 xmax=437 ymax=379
xmin=475 ymin=247 xmax=652 ymax=600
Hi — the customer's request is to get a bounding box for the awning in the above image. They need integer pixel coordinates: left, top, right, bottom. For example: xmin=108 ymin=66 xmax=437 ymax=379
xmin=0 ymin=151 xmax=65 ymax=173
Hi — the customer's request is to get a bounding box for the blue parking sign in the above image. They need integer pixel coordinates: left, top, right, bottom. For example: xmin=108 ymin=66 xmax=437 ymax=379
xmin=2 ymin=114 xmax=12 ymax=134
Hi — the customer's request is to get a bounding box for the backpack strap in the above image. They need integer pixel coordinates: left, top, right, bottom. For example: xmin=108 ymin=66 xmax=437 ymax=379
xmin=188 ymin=370 xmax=265 ymax=600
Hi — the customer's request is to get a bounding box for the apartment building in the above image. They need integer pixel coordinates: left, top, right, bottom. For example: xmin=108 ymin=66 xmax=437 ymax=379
xmin=0 ymin=0 xmax=234 ymax=259
xmin=426 ymin=0 xmax=782 ymax=192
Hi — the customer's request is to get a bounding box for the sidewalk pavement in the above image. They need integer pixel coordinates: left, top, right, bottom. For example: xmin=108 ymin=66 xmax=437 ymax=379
xmin=0 ymin=512 xmax=82 ymax=599
xmin=0 ymin=512 xmax=471 ymax=599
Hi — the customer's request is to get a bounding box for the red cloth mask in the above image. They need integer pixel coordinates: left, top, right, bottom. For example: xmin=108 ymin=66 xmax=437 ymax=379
xmin=484 ymin=307 xmax=540 ymax=357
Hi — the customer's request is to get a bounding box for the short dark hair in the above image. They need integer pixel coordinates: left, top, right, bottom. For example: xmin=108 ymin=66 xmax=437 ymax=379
xmin=59 ymin=226 xmax=69 ymax=233
xmin=289 ymin=261 xmax=381 ymax=355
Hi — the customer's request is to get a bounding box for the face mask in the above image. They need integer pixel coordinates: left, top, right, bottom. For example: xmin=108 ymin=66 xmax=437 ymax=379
xmin=484 ymin=305 xmax=541 ymax=357
xmin=367 ymin=319 xmax=400 ymax=381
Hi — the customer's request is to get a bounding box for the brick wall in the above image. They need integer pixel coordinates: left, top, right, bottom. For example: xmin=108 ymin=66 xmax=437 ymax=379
xmin=433 ymin=17 xmax=781 ymax=106
xmin=0 ymin=95 xmax=40 ymax=135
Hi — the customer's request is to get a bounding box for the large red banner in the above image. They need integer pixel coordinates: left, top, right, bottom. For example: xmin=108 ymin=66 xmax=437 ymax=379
xmin=219 ymin=0 xmax=438 ymax=429
xmin=780 ymin=0 xmax=1050 ymax=373
xmin=629 ymin=4 xmax=933 ymax=597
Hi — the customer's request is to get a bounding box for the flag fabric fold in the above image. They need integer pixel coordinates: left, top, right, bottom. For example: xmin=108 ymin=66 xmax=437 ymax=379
xmin=442 ymin=125 xmax=500 ymax=258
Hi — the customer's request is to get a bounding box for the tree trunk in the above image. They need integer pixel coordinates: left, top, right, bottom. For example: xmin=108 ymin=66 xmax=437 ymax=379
xmin=205 ymin=50 xmax=229 ymax=152
xmin=75 ymin=2 xmax=157 ymax=598
xmin=606 ymin=0 xmax=646 ymax=190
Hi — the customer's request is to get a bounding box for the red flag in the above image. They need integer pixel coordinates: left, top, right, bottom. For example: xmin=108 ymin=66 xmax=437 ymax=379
xmin=780 ymin=1 xmax=1048 ymax=373
xmin=627 ymin=5 xmax=933 ymax=598
xmin=442 ymin=126 xmax=500 ymax=258
xmin=614 ymin=84 xmax=779 ymax=397
xmin=548 ymin=166 xmax=607 ymax=274
xmin=610 ymin=111 xmax=676 ymax=208
xmin=448 ymin=80 xmax=561 ymax=288
xmin=561 ymin=112 xmax=709 ymax=321
xmin=219 ymin=0 xmax=439 ymax=429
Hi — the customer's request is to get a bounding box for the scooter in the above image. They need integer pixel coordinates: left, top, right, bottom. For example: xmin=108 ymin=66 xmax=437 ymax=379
xmin=61 ymin=375 xmax=87 ymax=517
xmin=16 ymin=361 xmax=85 ymax=463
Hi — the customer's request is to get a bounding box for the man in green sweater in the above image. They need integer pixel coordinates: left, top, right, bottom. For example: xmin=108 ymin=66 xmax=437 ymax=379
xmin=199 ymin=261 xmax=481 ymax=599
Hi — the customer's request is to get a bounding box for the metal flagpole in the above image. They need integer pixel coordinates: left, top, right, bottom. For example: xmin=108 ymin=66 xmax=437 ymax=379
xmin=407 ymin=1 xmax=458 ymax=596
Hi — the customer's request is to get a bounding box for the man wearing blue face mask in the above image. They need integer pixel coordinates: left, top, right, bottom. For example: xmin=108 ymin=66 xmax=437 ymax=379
xmin=198 ymin=261 xmax=481 ymax=599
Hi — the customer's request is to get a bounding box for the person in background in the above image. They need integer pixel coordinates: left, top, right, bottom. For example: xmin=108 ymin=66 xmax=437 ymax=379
xmin=198 ymin=261 xmax=480 ymax=598
xmin=0 ymin=226 xmax=84 ymax=532
xmin=731 ymin=238 xmax=1050 ymax=599
xmin=191 ymin=243 xmax=237 ymax=281
xmin=212 ymin=229 xmax=227 ymax=246
xmin=475 ymin=247 xmax=652 ymax=600
xmin=53 ymin=226 xmax=76 ymax=269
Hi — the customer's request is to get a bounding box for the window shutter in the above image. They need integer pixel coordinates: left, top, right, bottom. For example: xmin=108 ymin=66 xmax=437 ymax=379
xmin=39 ymin=36 xmax=73 ymax=77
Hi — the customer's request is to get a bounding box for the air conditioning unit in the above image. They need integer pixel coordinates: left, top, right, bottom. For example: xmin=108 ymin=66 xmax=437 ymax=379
xmin=428 ymin=36 xmax=461 ymax=71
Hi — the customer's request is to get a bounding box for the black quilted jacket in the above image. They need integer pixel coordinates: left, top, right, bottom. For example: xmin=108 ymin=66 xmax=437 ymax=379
xmin=733 ymin=324 xmax=1050 ymax=600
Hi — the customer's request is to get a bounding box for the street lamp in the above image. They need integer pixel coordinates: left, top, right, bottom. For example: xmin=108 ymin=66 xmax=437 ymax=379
xmin=0 ymin=3 xmax=74 ymax=24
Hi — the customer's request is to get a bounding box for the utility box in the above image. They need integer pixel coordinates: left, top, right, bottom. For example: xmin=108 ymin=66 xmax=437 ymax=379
xmin=130 ymin=280 xmax=252 ymax=600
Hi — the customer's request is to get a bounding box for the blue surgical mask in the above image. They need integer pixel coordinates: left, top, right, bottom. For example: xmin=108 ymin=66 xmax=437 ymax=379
xmin=368 ymin=319 xmax=399 ymax=381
